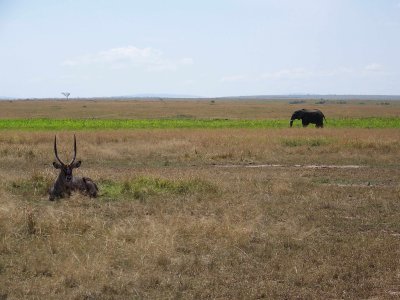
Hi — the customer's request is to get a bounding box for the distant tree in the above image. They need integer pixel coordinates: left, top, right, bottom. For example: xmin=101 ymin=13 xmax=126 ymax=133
xmin=61 ymin=92 xmax=70 ymax=100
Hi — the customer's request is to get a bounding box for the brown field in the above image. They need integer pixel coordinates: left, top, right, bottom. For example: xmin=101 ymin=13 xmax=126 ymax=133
xmin=1 ymin=98 xmax=400 ymax=119
xmin=0 ymin=100 xmax=400 ymax=299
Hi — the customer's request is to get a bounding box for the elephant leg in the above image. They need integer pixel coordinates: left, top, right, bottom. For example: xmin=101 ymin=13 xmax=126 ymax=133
xmin=302 ymin=120 xmax=309 ymax=127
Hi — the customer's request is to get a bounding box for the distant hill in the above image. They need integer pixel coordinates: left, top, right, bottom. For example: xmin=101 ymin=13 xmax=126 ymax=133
xmin=121 ymin=93 xmax=202 ymax=98
xmin=2 ymin=94 xmax=400 ymax=101
xmin=219 ymin=94 xmax=400 ymax=101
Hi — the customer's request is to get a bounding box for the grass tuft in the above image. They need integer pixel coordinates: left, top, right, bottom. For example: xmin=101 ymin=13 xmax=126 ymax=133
xmin=281 ymin=137 xmax=333 ymax=147
xmin=9 ymin=174 xmax=52 ymax=199
xmin=100 ymin=176 xmax=218 ymax=201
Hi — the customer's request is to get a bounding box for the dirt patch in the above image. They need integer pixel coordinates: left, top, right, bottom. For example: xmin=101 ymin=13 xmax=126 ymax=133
xmin=216 ymin=163 xmax=367 ymax=169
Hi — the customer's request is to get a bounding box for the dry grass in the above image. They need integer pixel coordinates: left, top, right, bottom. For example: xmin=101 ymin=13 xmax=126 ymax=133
xmin=0 ymin=100 xmax=399 ymax=299
xmin=1 ymin=99 xmax=400 ymax=119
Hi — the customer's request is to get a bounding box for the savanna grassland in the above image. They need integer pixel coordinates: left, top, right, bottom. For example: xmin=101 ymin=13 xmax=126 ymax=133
xmin=0 ymin=99 xmax=399 ymax=299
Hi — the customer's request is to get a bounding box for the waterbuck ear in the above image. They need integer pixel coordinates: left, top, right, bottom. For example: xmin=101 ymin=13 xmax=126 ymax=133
xmin=53 ymin=161 xmax=62 ymax=169
xmin=72 ymin=160 xmax=81 ymax=168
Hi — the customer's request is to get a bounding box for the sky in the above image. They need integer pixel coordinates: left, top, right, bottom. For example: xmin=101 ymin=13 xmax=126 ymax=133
xmin=1 ymin=0 xmax=400 ymax=98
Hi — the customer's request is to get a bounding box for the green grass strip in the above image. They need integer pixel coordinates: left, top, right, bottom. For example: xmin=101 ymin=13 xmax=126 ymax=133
xmin=0 ymin=118 xmax=399 ymax=130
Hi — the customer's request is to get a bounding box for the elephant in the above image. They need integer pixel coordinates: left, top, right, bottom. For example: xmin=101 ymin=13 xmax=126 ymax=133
xmin=290 ymin=109 xmax=326 ymax=128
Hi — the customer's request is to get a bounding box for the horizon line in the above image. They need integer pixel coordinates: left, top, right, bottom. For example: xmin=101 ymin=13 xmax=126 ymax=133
xmin=2 ymin=93 xmax=400 ymax=100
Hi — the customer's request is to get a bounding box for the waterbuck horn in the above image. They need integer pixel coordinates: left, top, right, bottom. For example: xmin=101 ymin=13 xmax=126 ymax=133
xmin=69 ymin=134 xmax=77 ymax=165
xmin=54 ymin=135 xmax=65 ymax=165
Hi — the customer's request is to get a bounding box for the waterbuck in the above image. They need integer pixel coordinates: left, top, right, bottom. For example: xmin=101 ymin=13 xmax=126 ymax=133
xmin=49 ymin=135 xmax=98 ymax=201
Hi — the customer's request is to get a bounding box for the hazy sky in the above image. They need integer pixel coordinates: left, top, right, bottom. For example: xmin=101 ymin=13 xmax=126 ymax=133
xmin=1 ymin=0 xmax=400 ymax=98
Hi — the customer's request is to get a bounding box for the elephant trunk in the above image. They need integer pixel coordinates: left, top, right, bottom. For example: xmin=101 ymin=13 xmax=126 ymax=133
xmin=290 ymin=120 xmax=293 ymax=127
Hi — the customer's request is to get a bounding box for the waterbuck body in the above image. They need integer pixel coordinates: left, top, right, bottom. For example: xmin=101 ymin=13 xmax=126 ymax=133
xmin=49 ymin=135 xmax=98 ymax=201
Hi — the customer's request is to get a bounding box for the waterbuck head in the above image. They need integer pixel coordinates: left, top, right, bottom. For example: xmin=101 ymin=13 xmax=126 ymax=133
xmin=53 ymin=135 xmax=81 ymax=182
